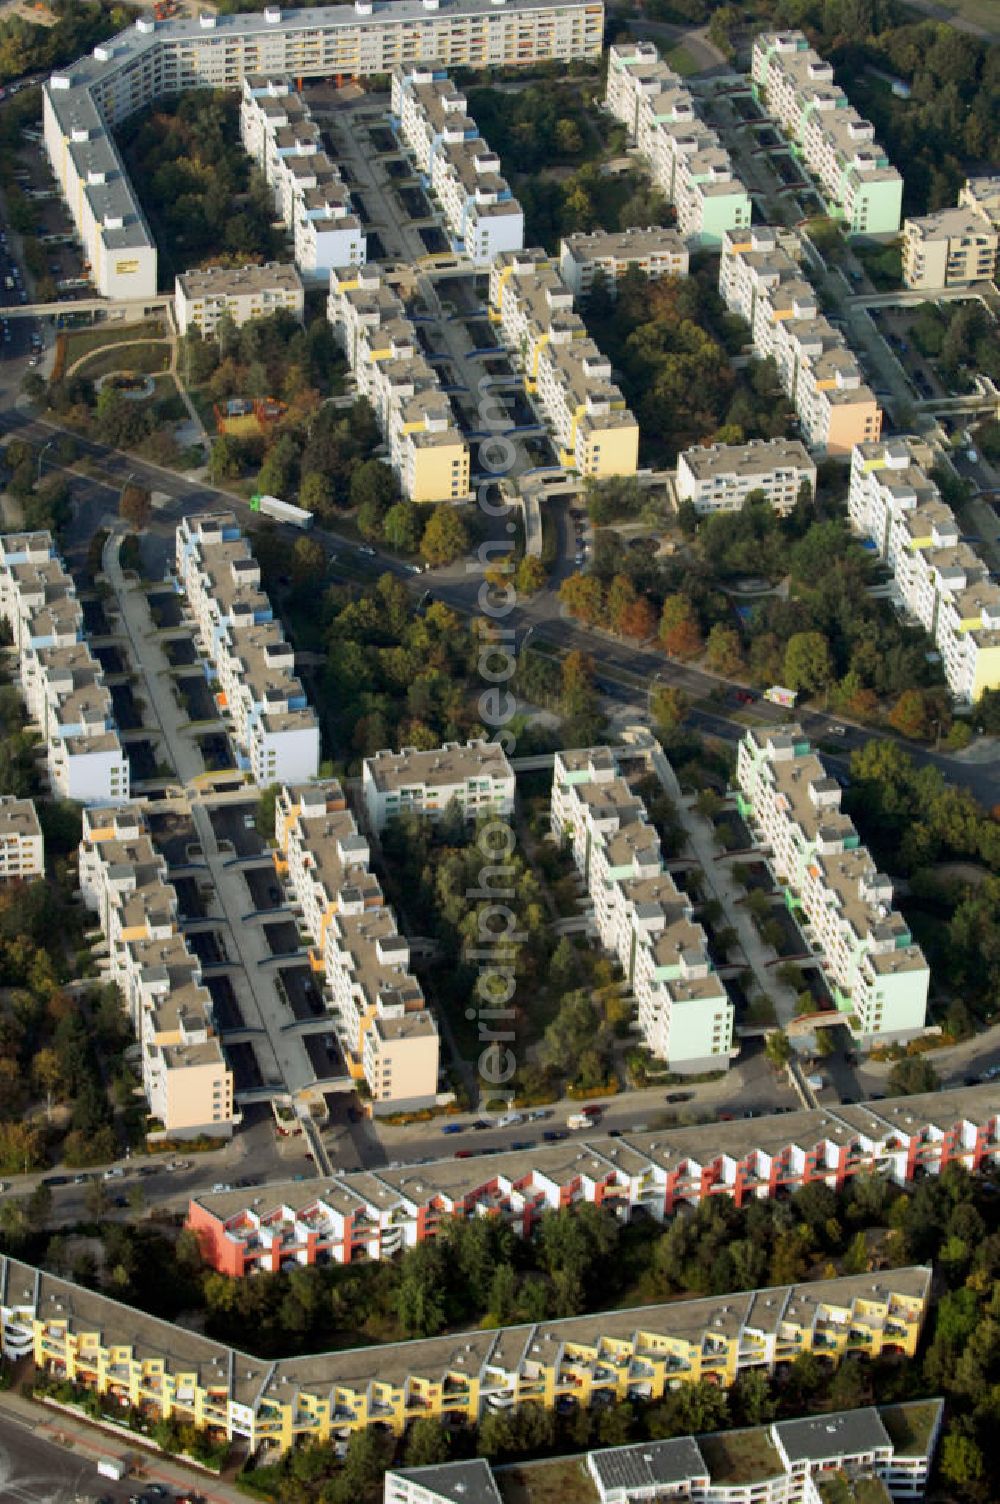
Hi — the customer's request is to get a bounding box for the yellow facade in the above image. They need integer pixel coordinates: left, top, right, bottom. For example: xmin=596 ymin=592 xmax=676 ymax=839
xmin=19 ymin=1265 xmax=929 ymax=1458
xmin=971 ymin=641 xmax=1000 ymax=701
xmin=408 ymin=437 xmax=470 ymax=505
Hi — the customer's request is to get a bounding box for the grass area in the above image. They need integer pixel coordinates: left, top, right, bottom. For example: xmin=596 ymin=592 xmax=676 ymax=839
xmin=880 ymin=1400 xmax=942 ymax=1458
xmin=61 ymin=318 xmax=166 ymax=369
xmin=698 ymin=1429 xmax=784 ymax=1485
xmin=901 ymin=0 xmax=998 ymax=34
xmin=664 ymin=44 xmax=700 ymax=76
xmin=73 ymin=341 xmax=171 ymax=381
xmin=497 ymin=1456 xmax=600 ymax=1504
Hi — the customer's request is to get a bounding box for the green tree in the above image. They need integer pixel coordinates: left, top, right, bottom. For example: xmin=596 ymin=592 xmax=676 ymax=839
xmin=350 ymin=458 xmax=396 ymax=512
xmin=298 ymin=470 xmax=333 ymax=517
xmin=651 ymin=684 xmax=688 ymax=735
xmin=887 ymin=1056 xmax=940 ymax=1096
xmin=784 ymin=631 xmax=833 ymax=695
xmin=404 ymin=1417 xmax=451 ymax=1468
xmin=420 ymin=505 xmax=469 ymax=567
xmin=705 ymin=624 xmax=744 ymax=677
xmin=382 ymin=500 xmax=423 ymax=554
xmin=764 ymin=1029 xmax=792 ymax=1070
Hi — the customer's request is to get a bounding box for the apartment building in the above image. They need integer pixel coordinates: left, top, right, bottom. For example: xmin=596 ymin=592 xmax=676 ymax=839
xmin=1 ymin=1252 xmax=930 ymax=1455
xmin=551 ymin=746 xmax=734 ymax=1070
xmin=274 ymin=781 xmax=439 ymax=1110
xmin=362 ymin=738 xmax=515 ymax=831
xmin=188 ymin=1081 xmax=1000 ymax=1275
xmin=489 ymin=248 xmax=639 ymax=477
xmin=174 ymin=261 xmax=304 ymax=337
xmin=902 ymin=176 xmax=1000 ymax=291
xmin=558 ymin=225 xmax=689 ymax=298
xmin=848 ymin=437 xmax=1000 ymax=703
xmin=44 ymin=0 xmax=600 ymax=299
xmin=0 ymin=797 xmax=44 ymax=882
xmin=719 ymin=227 xmax=881 ymax=456
xmin=79 ymin=805 xmax=235 ymax=1136
xmin=604 ymin=42 xmax=751 ymax=248
xmin=0 ymin=532 xmax=129 ymax=804
xmin=239 ymin=77 xmax=365 ymax=280
xmin=737 ymin=726 xmax=928 ymax=1044
xmin=675 ymin=438 xmax=816 ymax=515
xmin=327 ymin=264 xmax=470 ymax=503
xmin=751 ymin=31 xmax=902 ymax=236
xmin=387 ymin=1401 xmax=944 ymax=1504
xmin=391 ymin=67 xmax=523 ymax=265
xmin=174 ymin=514 xmax=319 ymax=784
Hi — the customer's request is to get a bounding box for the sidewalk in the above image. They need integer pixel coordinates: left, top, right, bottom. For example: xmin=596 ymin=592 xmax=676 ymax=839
xmin=0 ymin=1386 xmax=250 ymax=1503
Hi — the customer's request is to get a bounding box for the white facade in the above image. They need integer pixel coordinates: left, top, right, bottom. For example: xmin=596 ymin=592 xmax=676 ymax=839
xmin=362 ymin=738 xmax=515 ymax=831
xmin=0 ymin=797 xmax=44 ymax=881
xmin=327 ymin=265 xmax=470 ymax=504
xmin=391 ymin=67 xmax=523 ymax=265
xmin=604 ymin=43 xmax=751 ymax=248
xmin=174 ymin=514 xmax=320 ymax=784
xmin=719 ymin=227 xmax=882 ymax=456
xmin=676 ymin=438 xmax=816 ymax=515
xmin=751 ymin=31 xmax=902 ymax=236
xmin=902 ymin=176 xmax=1000 ymax=290
xmin=275 ymin=781 xmax=439 ymax=1110
xmin=79 ymin=805 xmax=236 ymax=1137
xmin=558 ymin=225 xmax=689 ymax=298
xmin=849 ymin=438 xmax=1000 ymax=704
xmin=44 ymin=0 xmax=600 ymax=300
xmin=551 ymin=746 xmax=734 ymax=1071
xmin=239 ymin=77 xmax=366 ymax=281
xmin=0 ymin=532 xmax=129 ymax=804
xmin=174 ymin=261 xmax=304 ymax=336
xmin=737 ymin=725 xmax=928 ymax=1045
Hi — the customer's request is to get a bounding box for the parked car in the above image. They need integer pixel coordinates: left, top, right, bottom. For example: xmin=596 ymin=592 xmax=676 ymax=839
xmin=440 ymin=1123 xmax=463 ymax=1135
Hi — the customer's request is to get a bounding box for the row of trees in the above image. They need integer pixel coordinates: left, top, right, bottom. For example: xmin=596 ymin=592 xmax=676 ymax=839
xmin=559 ymin=491 xmax=951 ymax=729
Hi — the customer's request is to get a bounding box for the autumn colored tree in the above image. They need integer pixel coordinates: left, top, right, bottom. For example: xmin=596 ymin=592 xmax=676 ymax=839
xmin=659 ymin=593 xmax=703 ymax=658
xmin=559 ymin=572 xmax=605 ymax=627
xmin=651 ymin=684 xmax=688 ymax=734
xmin=420 ymin=505 xmax=469 ymax=566
xmin=618 ymin=595 xmax=657 ymax=640
xmin=119 ymin=481 xmax=151 ymax=531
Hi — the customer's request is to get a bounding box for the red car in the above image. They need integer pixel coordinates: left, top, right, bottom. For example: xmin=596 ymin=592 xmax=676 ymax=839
xmin=580 ymin=1104 xmax=602 ymax=1118
xmin=454 ymin=1149 xmax=474 ymax=1158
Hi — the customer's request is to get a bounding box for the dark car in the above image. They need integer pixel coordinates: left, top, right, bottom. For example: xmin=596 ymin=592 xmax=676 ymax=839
xmin=510 ymin=1139 xmax=535 ymax=1151
xmin=542 ymin=1130 xmax=567 ymax=1142
xmin=665 ymin=1091 xmax=693 ymax=1104
xmin=42 ymin=1175 xmax=69 ymax=1187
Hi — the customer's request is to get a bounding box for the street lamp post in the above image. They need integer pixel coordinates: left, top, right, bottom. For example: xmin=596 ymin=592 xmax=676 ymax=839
xmin=36 ymin=438 xmax=55 ymax=484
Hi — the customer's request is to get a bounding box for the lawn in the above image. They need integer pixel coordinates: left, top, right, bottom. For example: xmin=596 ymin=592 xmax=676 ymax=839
xmin=73 ymin=341 xmax=171 ymax=381
xmin=62 ymin=318 xmax=166 ymax=369
xmin=902 ymin=0 xmax=998 ymax=36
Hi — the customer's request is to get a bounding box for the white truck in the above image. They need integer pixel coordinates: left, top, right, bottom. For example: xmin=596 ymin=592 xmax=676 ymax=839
xmin=567 ymin=1112 xmax=591 ymax=1130
xmin=96 ymin=1456 xmax=127 ymax=1481
xmin=250 ymin=493 xmax=314 ymax=530
xmin=764 ymin=685 xmax=797 ymax=708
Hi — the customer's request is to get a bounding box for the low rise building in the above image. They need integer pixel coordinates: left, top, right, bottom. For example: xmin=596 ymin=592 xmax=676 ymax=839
xmin=0 ymin=532 xmax=129 ymax=804
xmin=0 ymin=1252 xmax=931 ymax=1454
xmin=387 ymin=1400 xmax=943 ymax=1504
xmin=239 ymin=77 xmax=365 ymax=280
xmin=901 ymin=175 xmax=1000 ymax=290
xmin=391 ymin=67 xmax=523 ymax=265
xmin=605 ymin=42 xmax=751 ymax=248
xmin=274 ymin=781 xmax=438 ymax=1110
xmin=552 ymin=746 xmax=734 ymax=1071
xmin=188 ymin=1082 xmax=1000 ymax=1274
xmin=737 ymin=725 xmax=928 ymax=1044
xmin=489 ymin=248 xmax=639 ymax=477
xmin=79 ymin=805 xmax=235 ymax=1137
xmin=719 ymin=228 xmax=881 ymax=456
xmin=174 ymin=514 xmax=319 ymax=784
xmin=174 ymin=262 xmax=304 ymax=337
xmin=0 ymin=797 xmax=44 ymax=881
xmin=362 ymin=738 xmax=515 ymax=831
xmin=328 ymin=265 xmax=471 ymax=504
xmin=849 ymin=437 xmax=1000 ymax=703
xmin=752 ymin=30 xmax=902 ymax=235
xmin=558 ymin=225 xmax=689 ymax=298
xmin=675 ymin=438 xmax=816 ymax=515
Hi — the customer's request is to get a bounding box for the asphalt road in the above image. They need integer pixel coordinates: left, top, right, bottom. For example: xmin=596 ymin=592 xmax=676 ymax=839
xmin=0 ymin=1409 xmax=133 ymax=1504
